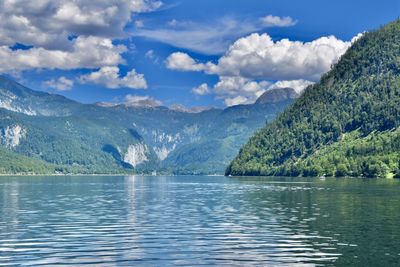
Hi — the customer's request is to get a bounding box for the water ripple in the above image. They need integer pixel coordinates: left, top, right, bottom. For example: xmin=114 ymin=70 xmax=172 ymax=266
xmin=1 ymin=176 xmax=400 ymax=266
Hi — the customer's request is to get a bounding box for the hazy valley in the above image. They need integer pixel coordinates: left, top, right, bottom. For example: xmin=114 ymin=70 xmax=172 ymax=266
xmin=0 ymin=76 xmax=296 ymax=175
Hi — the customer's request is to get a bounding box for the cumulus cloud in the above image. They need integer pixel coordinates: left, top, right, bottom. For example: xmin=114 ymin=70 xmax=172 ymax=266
xmin=43 ymin=76 xmax=74 ymax=91
xmin=167 ymin=32 xmax=358 ymax=106
xmin=269 ymin=79 xmax=314 ymax=93
xmin=261 ymin=15 xmax=297 ymax=27
xmin=212 ymin=33 xmax=351 ymax=81
xmin=165 ymin=52 xmax=206 ymax=71
xmin=0 ymin=36 xmax=126 ymax=73
xmin=0 ymin=0 xmax=163 ymax=48
xmin=166 ymin=33 xmax=352 ymax=81
xmin=213 ymin=76 xmax=270 ymax=106
xmin=214 ymin=77 xmax=269 ymax=97
xmin=0 ymin=0 xmax=162 ymax=79
xmin=129 ymin=0 xmax=163 ymax=13
xmin=124 ymin=95 xmax=162 ymax=107
xmin=80 ymin=66 xmax=147 ymax=89
xmin=192 ymin=83 xmax=210 ymax=96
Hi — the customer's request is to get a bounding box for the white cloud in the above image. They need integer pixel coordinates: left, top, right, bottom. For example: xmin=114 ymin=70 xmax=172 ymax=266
xmin=129 ymin=0 xmax=163 ymax=13
xmin=214 ymin=76 xmax=269 ymax=97
xmin=80 ymin=66 xmax=147 ymax=89
xmin=209 ymin=33 xmax=352 ymax=81
xmin=167 ymin=32 xmax=358 ymax=106
xmin=0 ymin=0 xmax=163 ymax=48
xmin=0 ymin=36 xmax=126 ymax=73
xmin=167 ymin=33 xmax=352 ymax=82
xmin=165 ymin=52 xmax=205 ymax=71
xmin=269 ymin=79 xmax=314 ymax=93
xmin=136 ymin=16 xmax=262 ymax=55
xmin=0 ymin=0 xmax=162 ymax=76
xmin=213 ymin=76 xmax=270 ymax=106
xmin=261 ymin=15 xmax=297 ymax=27
xmin=135 ymin=20 xmax=145 ymax=28
xmin=124 ymin=95 xmax=162 ymax=107
xmin=192 ymin=83 xmax=210 ymax=96
xmin=224 ymin=96 xmax=249 ymax=107
xmin=135 ymin=14 xmax=297 ymax=55
xmin=43 ymin=76 xmax=74 ymax=91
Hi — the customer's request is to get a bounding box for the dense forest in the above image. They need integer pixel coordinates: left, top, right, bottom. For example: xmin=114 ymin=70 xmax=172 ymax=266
xmin=226 ymin=19 xmax=400 ymax=178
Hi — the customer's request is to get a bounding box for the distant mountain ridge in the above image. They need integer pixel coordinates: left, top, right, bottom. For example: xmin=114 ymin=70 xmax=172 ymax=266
xmin=0 ymin=76 xmax=82 ymax=117
xmin=0 ymin=76 xmax=294 ymax=175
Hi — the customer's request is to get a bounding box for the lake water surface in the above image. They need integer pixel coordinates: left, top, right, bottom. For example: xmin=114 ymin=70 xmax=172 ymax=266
xmin=1 ymin=176 xmax=400 ymax=266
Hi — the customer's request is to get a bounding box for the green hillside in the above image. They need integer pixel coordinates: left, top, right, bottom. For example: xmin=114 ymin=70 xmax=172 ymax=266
xmin=0 ymin=75 xmax=294 ymax=175
xmin=226 ymin=20 xmax=400 ymax=178
xmin=0 ymin=147 xmax=55 ymax=174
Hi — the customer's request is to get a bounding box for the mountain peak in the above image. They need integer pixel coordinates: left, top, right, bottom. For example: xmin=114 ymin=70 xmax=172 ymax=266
xmin=255 ymin=87 xmax=299 ymax=105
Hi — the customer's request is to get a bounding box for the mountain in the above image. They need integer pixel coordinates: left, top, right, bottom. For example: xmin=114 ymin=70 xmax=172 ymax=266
xmin=0 ymin=76 xmax=82 ymax=116
xmin=161 ymin=100 xmax=293 ymax=174
xmin=226 ymin=19 xmax=400 ymax=178
xmin=255 ymin=87 xmax=299 ymax=104
xmin=0 ymin=101 xmax=153 ymax=175
xmin=169 ymin=104 xmax=212 ymax=113
xmin=0 ymin=76 xmax=294 ymax=175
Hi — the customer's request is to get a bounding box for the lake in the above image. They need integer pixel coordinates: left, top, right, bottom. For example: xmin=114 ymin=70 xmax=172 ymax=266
xmin=1 ymin=176 xmax=400 ymax=266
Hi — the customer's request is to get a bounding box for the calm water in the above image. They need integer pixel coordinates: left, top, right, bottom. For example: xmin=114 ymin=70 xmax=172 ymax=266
xmin=1 ymin=176 xmax=400 ymax=266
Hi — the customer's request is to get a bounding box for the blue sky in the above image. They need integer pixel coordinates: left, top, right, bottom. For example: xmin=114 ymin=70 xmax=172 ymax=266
xmin=1 ymin=0 xmax=399 ymax=108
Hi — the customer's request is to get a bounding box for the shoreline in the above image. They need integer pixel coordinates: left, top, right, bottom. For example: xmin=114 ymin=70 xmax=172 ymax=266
xmin=0 ymin=174 xmax=397 ymax=179
xmin=0 ymin=173 xmax=227 ymax=177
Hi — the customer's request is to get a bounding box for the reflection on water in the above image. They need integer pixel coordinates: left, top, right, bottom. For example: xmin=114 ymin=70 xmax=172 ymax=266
xmin=0 ymin=176 xmax=400 ymax=266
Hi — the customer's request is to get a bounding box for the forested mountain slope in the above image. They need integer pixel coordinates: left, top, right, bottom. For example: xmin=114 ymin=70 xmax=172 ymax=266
xmin=226 ymin=20 xmax=400 ymax=178
xmin=0 ymin=76 xmax=295 ymax=175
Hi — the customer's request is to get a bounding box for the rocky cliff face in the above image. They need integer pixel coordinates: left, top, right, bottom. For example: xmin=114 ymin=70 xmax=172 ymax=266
xmin=1 ymin=125 xmax=26 ymax=149
xmin=123 ymin=143 xmax=149 ymax=167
